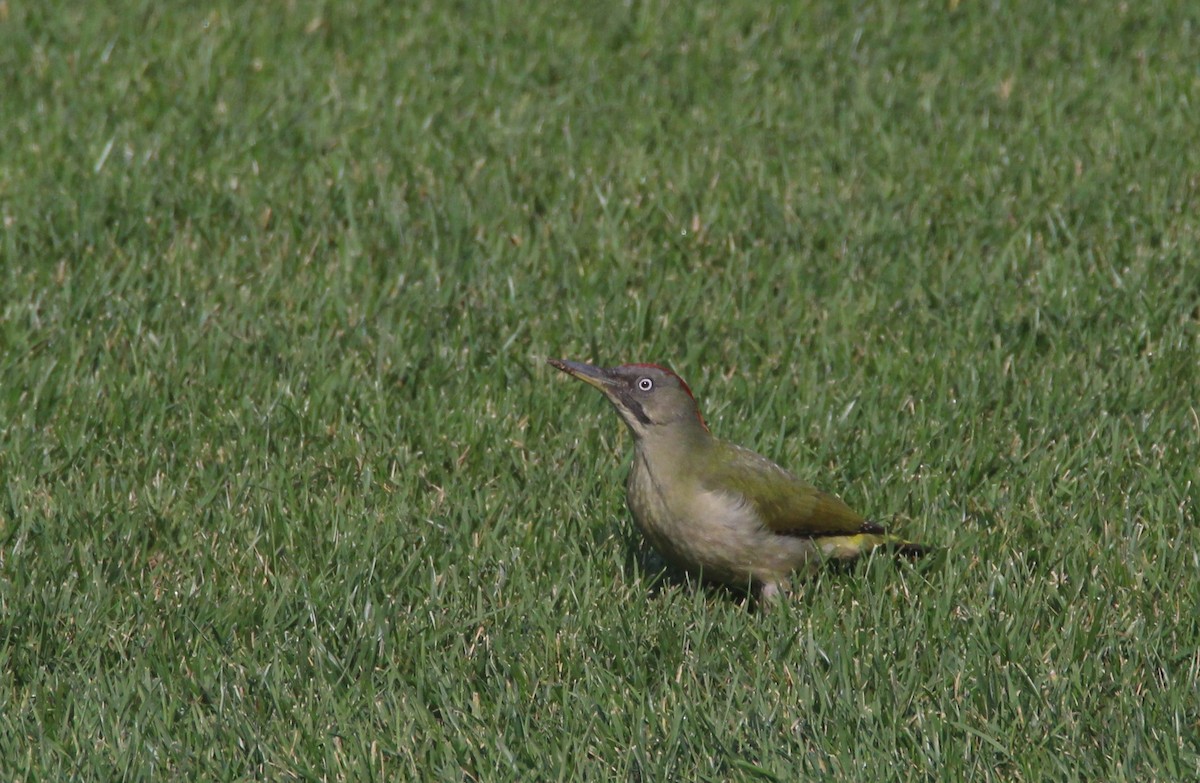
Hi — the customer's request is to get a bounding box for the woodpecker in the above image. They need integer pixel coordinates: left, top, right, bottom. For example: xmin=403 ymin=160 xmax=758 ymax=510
xmin=549 ymin=359 xmax=925 ymax=600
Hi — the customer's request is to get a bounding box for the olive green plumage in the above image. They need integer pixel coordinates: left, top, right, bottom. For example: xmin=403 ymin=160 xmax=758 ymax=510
xmin=549 ymin=359 xmax=924 ymax=600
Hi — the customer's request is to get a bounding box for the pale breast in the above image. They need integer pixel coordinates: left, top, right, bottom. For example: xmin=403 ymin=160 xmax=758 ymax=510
xmin=626 ymin=452 xmax=815 ymax=587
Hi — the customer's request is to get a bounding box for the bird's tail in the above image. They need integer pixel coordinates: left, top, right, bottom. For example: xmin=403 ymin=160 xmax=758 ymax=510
xmin=817 ymin=533 xmax=928 ymax=561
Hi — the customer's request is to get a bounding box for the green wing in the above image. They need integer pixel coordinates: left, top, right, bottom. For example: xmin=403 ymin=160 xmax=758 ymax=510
xmin=701 ymin=441 xmax=874 ymax=537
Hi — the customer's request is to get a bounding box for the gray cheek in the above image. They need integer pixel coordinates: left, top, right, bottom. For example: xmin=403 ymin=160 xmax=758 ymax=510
xmin=617 ymin=391 xmax=652 ymax=425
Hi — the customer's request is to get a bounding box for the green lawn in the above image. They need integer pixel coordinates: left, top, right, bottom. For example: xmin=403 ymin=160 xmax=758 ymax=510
xmin=2 ymin=1 xmax=1198 ymax=779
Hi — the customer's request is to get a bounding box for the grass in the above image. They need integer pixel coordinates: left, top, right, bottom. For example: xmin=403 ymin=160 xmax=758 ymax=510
xmin=1 ymin=0 xmax=1198 ymax=779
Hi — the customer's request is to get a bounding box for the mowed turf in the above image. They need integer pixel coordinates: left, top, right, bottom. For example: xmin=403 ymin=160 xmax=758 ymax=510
xmin=1 ymin=1 xmax=1198 ymax=780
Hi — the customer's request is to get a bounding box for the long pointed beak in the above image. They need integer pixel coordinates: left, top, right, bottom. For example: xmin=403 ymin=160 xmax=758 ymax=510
xmin=547 ymin=359 xmax=617 ymax=393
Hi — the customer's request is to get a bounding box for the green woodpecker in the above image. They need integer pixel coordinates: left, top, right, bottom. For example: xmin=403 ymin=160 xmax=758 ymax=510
xmin=548 ymin=359 xmax=925 ymax=600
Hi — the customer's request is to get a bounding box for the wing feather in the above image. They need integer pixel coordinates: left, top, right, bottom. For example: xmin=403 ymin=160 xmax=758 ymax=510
xmin=701 ymin=442 xmax=874 ymax=537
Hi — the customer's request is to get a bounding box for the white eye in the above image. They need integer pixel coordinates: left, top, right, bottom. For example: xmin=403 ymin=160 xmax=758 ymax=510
xmin=637 ymin=378 xmax=654 ymax=392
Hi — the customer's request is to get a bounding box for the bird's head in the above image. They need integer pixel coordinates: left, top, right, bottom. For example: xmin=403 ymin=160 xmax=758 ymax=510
xmin=548 ymin=359 xmax=709 ymax=438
